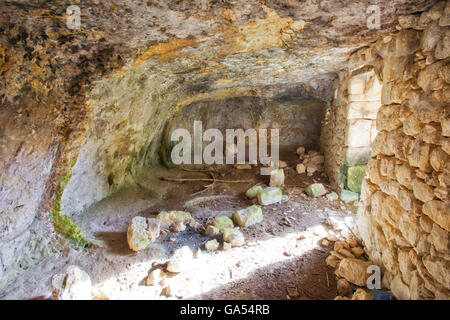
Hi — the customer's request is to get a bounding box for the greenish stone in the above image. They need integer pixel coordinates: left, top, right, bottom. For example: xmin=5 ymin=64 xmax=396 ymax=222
xmin=212 ymin=216 xmax=234 ymax=231
xmin=340 ymin=189 xmax=360 ymax=203
xmin=346 ymin=165 xmax=366 ymax=193
xmin=157 ymin=210 xmax=196 ymax=229
xmin=205 ymin=225 xmax=221 ymax=237
xmin=232 ymin=205 xmax=263 ymax=227
xmin=257 ymin=187 xmax=282 ymax=205
xmin=326 ymin=192 xmax=339 ymax=201
xmin=306 ymin=183 xmax=327 ymax=197
xmin=245 ymin=185 xmax=264 ymax=199
xmin=222 ymin=227 xmax=245 ymax=247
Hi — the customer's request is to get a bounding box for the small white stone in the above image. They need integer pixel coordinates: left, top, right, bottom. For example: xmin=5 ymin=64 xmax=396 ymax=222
xmin=205 ymin=239 xmax=220 ymax=251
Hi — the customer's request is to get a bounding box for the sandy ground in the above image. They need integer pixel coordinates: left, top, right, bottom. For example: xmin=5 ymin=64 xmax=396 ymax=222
xmin=1 ymin=153 xmax=358 ymax=300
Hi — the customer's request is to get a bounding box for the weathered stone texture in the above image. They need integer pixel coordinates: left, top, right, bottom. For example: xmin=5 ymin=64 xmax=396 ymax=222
xmin=355 ymin=1 xmax=450 ymax=300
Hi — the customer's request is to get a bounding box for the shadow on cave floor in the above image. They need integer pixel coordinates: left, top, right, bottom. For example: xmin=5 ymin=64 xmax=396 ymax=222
xmin=0 ymin=150 xmax=357 ymax=300
xmin=189 ymin=247 xmax=337 ymax=300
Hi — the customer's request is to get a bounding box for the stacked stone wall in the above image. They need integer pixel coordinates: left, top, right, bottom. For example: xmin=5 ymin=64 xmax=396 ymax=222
xmin=354 ymin=1 xmax=449 ymax=300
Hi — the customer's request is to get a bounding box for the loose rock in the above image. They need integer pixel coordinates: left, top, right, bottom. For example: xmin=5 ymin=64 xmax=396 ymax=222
xmin=351 ymin=247 xmax=365 ymax=258
xmin=269 ymin=169 xmax=285 ymax=187
xmin=245 ymin=185 xmax=264 ymax=198
xmin=296 ymin=163 xmax=306 ymax=174
xmin=306 ymin=183 xmax=327 ymax=197
xmin=232 ymin=205 xmax=263 ymax=227
xmin=157 ymin=211 xmax=195 ymax=230
xmin=212 ymin=216 xmax=234 ymax=231
xmin=223 ymin=228 xmax=245 ymax=247
xmin=296 ymin=146 xmax=306 ymax=156
xmin=146 ymin=269 xmax=163 ymax=286
xmin=351 ymin=288 xmax=373 ymax=300
xmin=127 ymin=216 xmax=161 ymax=251
xmin=337 ymin=278 xmax=353 ymax=297
xmin=339 ymin=190 xmax=359 ymax=203
xmin=335 ymin=258 xmax=373 ymax=286
xmin=205 ymin=239 xmax=220 ymax=251
xmin=326 ymin=192 xmax=339 ymax=201
xmin=51 ymin=266 xmax=92 ymax=300
xmin=257 ymin=187 xmax=282 ymax=205
xmin=205 ymin=225 xmax=221 ymax=238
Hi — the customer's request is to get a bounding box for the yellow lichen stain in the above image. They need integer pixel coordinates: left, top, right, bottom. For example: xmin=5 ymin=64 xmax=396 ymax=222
xmin=108 ymin=38 xmax=197 ymax=79
xmin=0 ymin=44 xmax=6 ymax=71
xmin=253 ymin=60 xmax=267 ymax=65
xmin=132 ymin=38 xmax=197 ymax=68
xmin=221 ymin=8 xmax=237 ymax=23
xmin=216 ymin=78 xmax=233 ymax=84
xmin=228 ymin=5 xmax=306 ymax=54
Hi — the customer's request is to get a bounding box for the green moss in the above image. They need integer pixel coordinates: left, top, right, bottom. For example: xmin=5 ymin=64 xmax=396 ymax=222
xmin=346 ymin=165 xmax=367 ymax=193
xmin=50 ymin=163 xmax=87 ymax=248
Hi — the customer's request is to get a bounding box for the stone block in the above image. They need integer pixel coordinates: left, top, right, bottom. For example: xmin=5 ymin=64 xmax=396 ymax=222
xmin=257 ymin=187 xmax=282 ymax=205
xmin=232 ymin=205 xmax=263 ymax=227
xmin=376 ymin=104 xmax=402 ymax=131
xmin=429 ymin=223 xmax=448 ymax=252
xmin=412 ymin=178 xmax=435 ymax=202
xmin=212 ymin=216 xmax=234 ymax=231
xmin=346 ymin=165 xmax=366 ymax=193
xmin=245 ymin=185 xmax=263 ymax=199
xmin=340 ymin=189 xmax=359 ymax=203
xmin=306 ymin=183 xmax=327 ymax=197
xmin=423 ymin=200 xmax=450 ymax=232
xmin=335 ymin=258 xmax=373 ymax=286
xmin=347 ymin=101 xmax=380 ymax=119
xmin=269 ymin=169 xmax=285 ymax=187
xmin=222 ymin=228 xmax=245 ymax=247
xmin=127 ymin=216 xmax=160 ymax=251
xmin=326 ymin=192 xmax=339 ymax=201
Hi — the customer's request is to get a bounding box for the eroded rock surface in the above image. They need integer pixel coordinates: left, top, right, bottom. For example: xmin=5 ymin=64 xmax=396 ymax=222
xmin=0 ymin=0 xmax=442 ymax=294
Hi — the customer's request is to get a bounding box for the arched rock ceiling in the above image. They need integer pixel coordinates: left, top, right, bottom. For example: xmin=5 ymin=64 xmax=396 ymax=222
xmin=0 ymin=0 xmax=438 ymax=242
xmin=1 ymin=0 xmax=437 ymax=102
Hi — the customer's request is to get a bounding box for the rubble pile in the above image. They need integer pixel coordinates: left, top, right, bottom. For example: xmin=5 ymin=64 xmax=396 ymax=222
xmin=296 ymin=147 xmax=325 ymax=176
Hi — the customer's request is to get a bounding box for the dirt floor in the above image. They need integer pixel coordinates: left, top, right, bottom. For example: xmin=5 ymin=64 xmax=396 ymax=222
xmin=0 ymin=151 xmax=359 ymax=300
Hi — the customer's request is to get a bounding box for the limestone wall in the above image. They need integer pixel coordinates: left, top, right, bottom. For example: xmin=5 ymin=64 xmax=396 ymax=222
xmin=165 ymin=95 xmax=327 ymax=155
xmin=355 ymin=1 xmax=449 ymax=300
